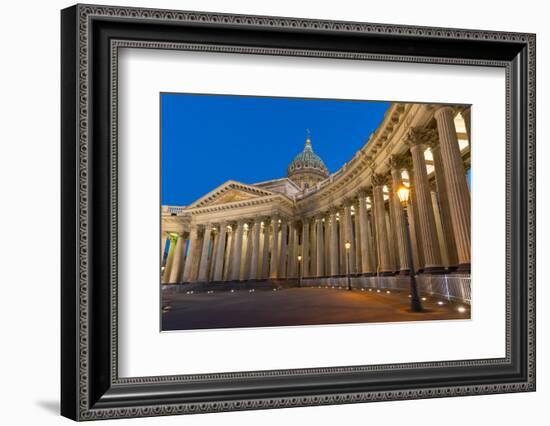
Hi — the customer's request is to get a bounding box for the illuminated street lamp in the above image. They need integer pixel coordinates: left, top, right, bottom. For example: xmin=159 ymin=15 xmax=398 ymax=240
xmin=396 ymin=185 xmax=423 ymax=312
xmin=297 ymin=254 xmax=303 ymax=288
xmin=345 ymin=240 xmax=352 ymax=291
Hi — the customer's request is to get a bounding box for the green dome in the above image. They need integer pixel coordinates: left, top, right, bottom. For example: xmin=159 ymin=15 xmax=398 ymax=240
xmin=287 ymin=136 xmax=329 ymax=177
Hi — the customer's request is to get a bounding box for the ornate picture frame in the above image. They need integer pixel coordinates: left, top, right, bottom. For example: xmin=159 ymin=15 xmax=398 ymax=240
xmin=61 ymin=4 xmax=535 ymax=421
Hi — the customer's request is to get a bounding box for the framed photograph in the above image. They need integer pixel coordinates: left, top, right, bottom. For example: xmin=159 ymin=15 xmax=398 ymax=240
xmin=61 ymin=4 xmax=536 ymax=421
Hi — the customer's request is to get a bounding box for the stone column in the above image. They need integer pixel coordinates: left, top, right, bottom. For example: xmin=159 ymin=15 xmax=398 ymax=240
xmin=338 ymin=210 xmax=346 ymax=274
xmin=230 ymin=220 xmax=244 ymax=281
xmin=461 ymin=107 xmax=471 ymax=141
xmin=406 ymin=128 xmax=444 ymax=272
xmin=357 ymin=191 xmax=374 ymax=274
xmin=248 ymin=218 xmax=261 ymax=280
xmin=261 ymin=220 xmax=270 ymax=279
xmin=223 ymin=227 xmax=233 ymax=281
xmin=389 ymin=157 xmax=411 ymax=274
xmin=316 ymin=216 xmax=324 ymax=277
xmin=241 ymin=224 xmax=253 ymax=281
xmin=343 ymin=201 xmax=356 ymax=274
xmin=367 ymin=198 xmax=378 ymax=270
xmin=168 ymin=234 xmax=186 ymax=283
xmin=278 ymin=220 xmax=288 ymax=279
xmin=408 ymin=178 xmax=424 ymax=272
xmin=434 ymin=106 xmax=471 ymax=269
xmin=354 ymin=205 xmax=362 ymax=273
xmin=192 ymin=232 xmax=204 ymax=282
xmin=287 ymin=221 xmax=296 ymax=278
xmin=325 ymin=218 xmax=331 ymax=272
xmin=269 ymin=216 xmax=279 ymax=279
xmin=431 ymin=189 xmax=450 ymax=268
xmin=328 ymin=209 xmax=339 ymax=275
xmin=302 ymin=218 xmax=310 ymax=277
xmin=372 ymin=175 xmax=393 ymax=274
xmin=310 ymin=219 xmax=317 ymax=275
xmin=428 ymin=142 xmax=459 ymax=269
xmin=182 ymin=227 xmax=198 ymax=282
xmin=212 ymin=222 xmax=227 ymax=281
xmin=208 ymin=230 xmax=218 ymax=281
xmin=386 ymin=202 xmax=398 ymax=272
xmin=160 ymin=233 xmax=168 ymax=264
xmin=162 ymin=235 xmax=176 ymax=283
xmin=197 ymin=225 xmax=212 ymax=282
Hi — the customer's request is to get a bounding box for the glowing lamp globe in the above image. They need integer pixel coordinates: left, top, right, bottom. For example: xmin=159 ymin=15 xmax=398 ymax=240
xmin=397 ymin=185 xmax=411 ymax=206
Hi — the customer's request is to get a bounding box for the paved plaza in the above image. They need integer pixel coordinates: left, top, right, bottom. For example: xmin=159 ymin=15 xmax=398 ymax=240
xmin=161 ymin=287 xmax=470 ymax=331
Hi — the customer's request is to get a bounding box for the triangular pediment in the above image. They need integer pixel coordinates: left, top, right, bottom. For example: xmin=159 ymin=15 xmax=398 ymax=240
xmin=210 ymin=189 xmax=259 ymax=205
xmin=188 ymin=180 xmax=276 ymax=209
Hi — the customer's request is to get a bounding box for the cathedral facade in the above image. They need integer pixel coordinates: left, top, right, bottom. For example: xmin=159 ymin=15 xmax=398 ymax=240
xmin=161 ymin=102 xmax=471 ymax=301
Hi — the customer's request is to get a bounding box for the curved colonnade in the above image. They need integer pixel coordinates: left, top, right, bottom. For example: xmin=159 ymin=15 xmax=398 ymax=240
xmin=161 ymin=103 xmax=471 ymax=300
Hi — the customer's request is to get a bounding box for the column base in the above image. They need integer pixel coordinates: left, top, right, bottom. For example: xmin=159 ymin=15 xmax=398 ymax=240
xmin=455 ymin=263 xmax=471 ymax=273
xmin=399 ymin=269 xmax=411 ymax=276
xmin=422 ymin=266 xmax=447 ymax=274
xmin=377 ymin=271 xmax=394 ymax=277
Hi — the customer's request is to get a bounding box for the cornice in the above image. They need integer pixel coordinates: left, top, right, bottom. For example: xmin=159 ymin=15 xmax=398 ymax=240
xmin=186 ymin=194 xmax=293 ymax=215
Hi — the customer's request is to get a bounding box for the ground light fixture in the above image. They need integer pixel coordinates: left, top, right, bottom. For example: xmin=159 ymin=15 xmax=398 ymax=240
xmin=297 ymin=254 xmax=303 ymax=288
xmin=396 ymin=184 xmax=423 ymax=312
xmin=345 ymin=240 xmax=352 ymax=291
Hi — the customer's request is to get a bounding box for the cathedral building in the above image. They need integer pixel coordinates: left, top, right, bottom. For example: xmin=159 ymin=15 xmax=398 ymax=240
xmin=161 ymin=103 xmax=471 ymax=302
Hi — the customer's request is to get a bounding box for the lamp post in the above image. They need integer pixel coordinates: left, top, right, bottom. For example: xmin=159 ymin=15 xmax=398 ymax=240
xmin=297 ymin=254 xmax=302 ymax=288
xmin=345 ymin=241 xmax=352 ymax=291
xmin=396 ymin=185 xmax=423 ymax=312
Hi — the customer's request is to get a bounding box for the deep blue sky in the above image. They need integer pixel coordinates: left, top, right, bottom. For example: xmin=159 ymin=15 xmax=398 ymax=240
xmin=161 ymin=94 xmax=390 ymax=206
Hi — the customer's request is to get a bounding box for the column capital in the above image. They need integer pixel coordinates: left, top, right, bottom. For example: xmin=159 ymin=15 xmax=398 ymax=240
xmin=230 ymin=221 xmax=243 ymax=234
xmin=357 ymin=187 xmax=369 ymax=198
xmin=256 ymin=216 xmax=269 ymax=226
xmin=388 ymin=154 xmax=408 ymax=171
xmin=425 ymin=136 xmax=441 ymax=150
xmin=384 ymin=173 xmax=394 ymax=187
xmin=405 ymin=126 xmax=436 ymax=147
xmin=401 ymin=155 xmax=415 ymax=173
xmin=371 ymin=173 xmax=387 ymax=187
xmin=343 ymin=197 xmax=355 ymax=207
xmin=433 ymin=105 xmax=455 ymax=121
xmin=281 ymin=215 xmax=293 ymax=224
xmin=315 ymin=212 xmax=326 ymax=221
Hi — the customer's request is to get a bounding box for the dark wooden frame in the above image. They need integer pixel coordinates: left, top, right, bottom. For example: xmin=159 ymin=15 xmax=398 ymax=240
xmin=61 ymin=4 xmax=536 ymax=421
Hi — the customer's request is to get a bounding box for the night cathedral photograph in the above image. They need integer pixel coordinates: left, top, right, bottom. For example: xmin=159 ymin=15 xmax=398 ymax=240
xmin=159 ymin=93 xmax=472 ymax=331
